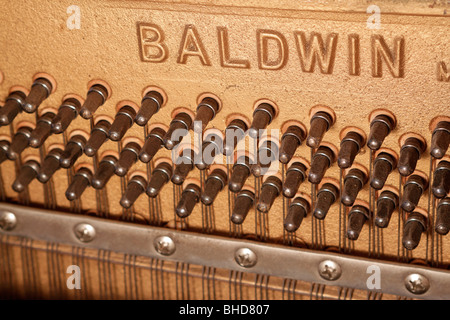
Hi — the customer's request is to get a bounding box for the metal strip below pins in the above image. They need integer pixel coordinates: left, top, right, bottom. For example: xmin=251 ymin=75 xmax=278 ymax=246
xmin=0 ymin=202 xmax=449 ymax=300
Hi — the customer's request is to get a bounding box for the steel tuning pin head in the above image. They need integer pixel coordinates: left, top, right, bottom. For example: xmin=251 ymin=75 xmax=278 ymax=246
xmin=435 ymin=197 xmax=450 ymax=235
xmin=60 ymin=134 xmax=87 ymax=168
xmin=0 ymin=90 xmax=26 ymax=126
xmin=146 ymin=161 xmax=173 ymax=197
xmin=306 ymin=111 xmax=333 ymax=149
xmin=370 ymin=151 xmax=397 ymax=190
xmin=7 ymin=126 xmax=33 ymax=160
xmin=91 ymin=155 xmax=118 ymax=189
xmin=257 ymin=175 xmax=282 ymax=213
xmin=231 ymin=189 xmax=255 ymax=224
xmin=120 ymin=174 xmax=147 ymax=209
xmin=229 ymin=156 xmax=251 ymax=193
xmin=282 ymin=162 xmax=307 ymax=198
xmin=347 ymin=204 xmax=370 ymax=240
xmin=164 ymin=112 xmax=193 ymax=150
xmin=201 ymin=168 xmax=227 ymax=205
xmin=176 ymin=183 xmax=201 ymax=218
xmin=196 ymin=131 xmax=223 ymax=171
xmin=194 ymin=97 xmax=220 ymax=132
xmin=135 ymin=91 xmax=164 ymax=126
xmin=12 ymin=159 xmax=40 ymax=192
xmin=251 ymin=140 xmax=278 ymax=177
xmin=65 ymin=166 xmax=93 ymax=200
xmin=375 ymin=190 xmax=398 ymax=228
xmin=367 ymin=114 xmax=396 ymax=150
xmin=284 ymin=196 xmax=310 ymax=233
xmin=223 ymin=118 xmax=248 ymax=156
xmin=308 ymin=145 xmax=336 ymax=184
xmin=0 ymin=140 xmax=10 ymax=164
xmin=37 ymin=147 xmax=63 ymax=183
xmin=401 ymin=174 xmax=428 ymax=212
xmin=23 ymin=77 xmax=53 ymax=113
xmin=432 ymin=160 xmax=450 ymax=199
xmin=109 ymin=105 xmax=137 ymax=141
xmin=84 ymin=119 xmax=111 ymax=157
xmin=249 ymin=103 xmax=276 ymax=138
xmin=402 ymin=211 xmax=427 ymax=250
xmin=51 ymin=98 xmax=81 ymax=134
xmin=341 ymin=168 xmax=368 ymax=206
xmin=139 ymin=127 xmax=166 ymax=163
xmin=29 ymin=111 xmax=55 ymax=148
xmin=430 ymin=121 xmax=450 ymax=159
xmin=313 ymin=183 xmax=339 ymax=219
xmin=171 ymin=148 xmax=195 ymax=185
xmin=79 ymin=84 xmax=109 ymax=119
xmin=338 ymin=131 xmax=364 ymax=169
xmin=398 ymin=136 xmax=426 ymax=176
xmin=279 ymin=125 xmax=306 ymax=164
xmin=115 ymin=142 xmax=140 ymax=177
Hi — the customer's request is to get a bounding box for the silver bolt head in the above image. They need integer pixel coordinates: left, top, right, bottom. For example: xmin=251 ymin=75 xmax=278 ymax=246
xmin=154 ymin=236 xmax=176 ymax=256
xmin=235 ymin=248 xmax=257 ymax=268
xmin=318 ymin=260 xmax=342 ymax=281
xmin=405 ymin=273 xmax=430 ymax=295
xmin=74 ymin=223 xmax=96 ymax=243
xmin=0 ymin=211 xmax=17 ymax=231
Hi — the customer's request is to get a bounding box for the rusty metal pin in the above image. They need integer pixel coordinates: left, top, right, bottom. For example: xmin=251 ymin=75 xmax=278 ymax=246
xmin=135 ymin=91 xmax=164 ymax=126
xmin=79 ymin=84 xmax=108 ymax=119
xmin=375 ymin=190 xmax=398 ymax=228
xmin=84 ymin=119 xmax=111 ymax=157
xmin=279 ymin=125 xmax=306 ymax=164
xmin=60 ymin=134 xmax=87 ymax=168
xmin=0 ymin=91 xmax=26 ymax=126
xmin=341 ymin=168 xmax=368 ymax=206
xmin=402 ymin=212 xmax=427 ymax=250
xmin=435 ymin=197 xmax=450 ymax=235
xmin=176 ymin=183 xmax=201 ymax=218
xmin=171 ymin=149 xmax=195 ymax=185
xmin=194 ymin=97 xmax=220 ymax=132
xmin=257 ymin=175 xmax=282 ymax=213
xmin=23 ymin=78 xmax=53 ymax=113
xmin=430 ymin=121 xmax=450 ymax=159
xmin=12 ymin=160 xmax=40 ymax=193
xmin=284 ymin=196 xmax=310 ymax=232
xmin=398 ymin=137 xmax=425 ymax=176
xmin=306 ymin=111 xmax=333 ymax=149
xmin=65 ymin=167 xmax=93 ymax=200
xmin=308 ymin=146 xmax=335 ymax=184
xmin=367 ymin=114 xmax=395 ymax=150
xmin=371 ymin=152 xmax=397 ymax=190
xmin=29 ymin=111 xmax=55 ymax=148
xmin=313 ymin=183 xmax=339 ymax=219
xmin=139 ymin=127 xmax=166 ymax=163
xmin=282 ymin=162 xmax=307 ymax=198
xmin=432 ymin=160 xmax=450 ymax=199
xmin=401 ymin=174 xmax=428 ymax=213
xmin=0 ymin=140 xmax=10 ymax=164
xmin=146 ymin=162 xmax=173 ymax=197
xmin=231 ymin=190 xmax=255 ymax=224
xmin=164 ymin=112 xmax=192 ymax=150
xmin=251 ymin=140 xmax=278 ymax=177
xmin=37 ymin=147 xmax=63 ymax=183
xmin=120 ymin=175 xmax=147 ymax=208
xmin=7 ymin=126 xmax=32 ymax=160
xmin=51 ymin=98 xmax=81 ymax=134
xmin=201 ymin=168 xmax=227 ymax=205
xmin=338 ymin=131 xmax=363 ymax=169
xmin=115 ymin=142 xmax=140 ymax=177
xmin=109 ymin=106 xmax=137 ymax=141
xmin=223 ymin=119 xmax=248 ymax=156
xmin=347 ymin=205 xmax=370 ymax=241
xmin=92 ymin=155 xmax=118 ymax=189
xmin=229 ymin=156 xmax=251 ymax=193
xmin=249 ymin=103 xmax=276 ymax=138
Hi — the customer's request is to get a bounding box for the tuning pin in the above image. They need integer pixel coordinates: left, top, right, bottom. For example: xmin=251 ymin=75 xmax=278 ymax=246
xmin=229 ymin=156 xmax=251 ymax=193
xmin=282 ymin=162 xmax=307 ymax=198
xmin=146 ymin=161 xmax=173 ymax=197
xmin=176 ymin=183 xmax=201 ymax=218
xmin=109 ymin=106 xmax=137 ymax=141
xmin=79 ymin=84 xmax=109 ymax=119
xmin=401 ymin=174 xmax=428 ymax=212
xmin=60 ymin=134 xmax=87 ymax=168
xmin=231 ymin=190 xmax=255 ymax=224
xmin=313 ymin=183 xmax=339 ymax=219
xmin=284 ymin=196 xmax=310 ymax=232
xmin=375 ymin=190 xmax=398 ymax=228
xmin=12 ymin=159 xmax=40 ymax=192
xmin=398 ymin=137 xmax=426 ymax=176
xmin=135 ymin=91 xmax=164 ymax=126
xmin=338 ymin=131 xmax=364 ymax=169
xmin=432 ymin=160 xmax=450 ymax=199
xmin=251 ymin=140 xmax=278 ymax=177
xmin=51 ymin=98 xmax=82 ymax=134
xmin=164 ymin=112 xmax=193 ymax=150
xmin=84 ymin=119 xmax=111 ymax=157
xmin=37 ymin=147 xmax=63 ymax=183
xmin=0 ymin=140 xmax=10 ymax=164
xmin=139 ymin=127 xmax=166 ymax=163
xmin=367 ymin=114 xmax=395 ymax=150
xmin=370 ymin=152 xmax=397 ymax=190
xmin=279 ymin=125 xmax=306 ymax=164
xmin=196 ymin=133 xmax=223 ymax=170
xmin=347 ymin=204 xmax=370 ymax=240
xmin=430 ymin=121 xmax=450 ymax=159
xmin=23 ymin=78 xmax=53 ymax=113
xmin=194 ymin=97 xmax=220 ymax=132
xmin=223 ymin=118 xmax=248 ymax=156
xmin=306 ymin=111 xmax=333 ymax=148
xmin=435 ymin=197 xmax=450 ymax=235
xmin=7 ymin=126 xmax=33 ymax=160
xmin=0 ymin=91 xmax=26 ymax=126
xmin=115 ymin=142 xmax=140 ymax=177
xmin=120 ymin=175 xmax=147 ymax=208
xmin=249 ymin=103 xmax=276 ymax=138
xmin=65 ymin=166 xmax=93 ymax=200
xmin=341 ymin=168 xmax=368 ymax=206
xmin=257 ymin=175 xmax=282 ymax=213
xmin=171 ymin=149 xmax=195 ymax=185
xmin=29 ymin=111 xmax=55 ymax=148
xmin=91 ymin=155 xmax=118 ymax=189
xmin=402 ymin=212 xmax=427 ymax=250
xmin=201 ymin=168 xmax=227 ymax=205
xmin=308 ymin=145 xmax=335 ymax=184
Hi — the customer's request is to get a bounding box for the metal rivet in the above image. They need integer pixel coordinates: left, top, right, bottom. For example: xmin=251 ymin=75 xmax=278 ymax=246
xmin=0 ymin=211 xmax=17 ymax=231
xmin=74 ymin=223 xmax=96 ymax=243
xmin=235 ymin=248 xmax=257 ymax=268
xmin=318 ymin=260 xmax=342 ymax=281
xmin=154 ymin=236 xmax=176 ymax=256
xmin=405 ymin=273 xmax=430 ymax=295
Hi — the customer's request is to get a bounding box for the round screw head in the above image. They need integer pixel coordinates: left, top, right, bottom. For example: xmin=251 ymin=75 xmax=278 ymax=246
xmin=74 ymin=223 xmax=96 ymax=243
xmin=154 ymin=236 xmax=176 ymax=256
xmin=405 ymin=273 xmax=429 ymax=295
xmin=318 ymin=260 xmax=342 ymax=281
xmin=235 ymin=248 xmax=257 ymax=268
xmin=0 ymin=211 xmax=17 ymax=231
